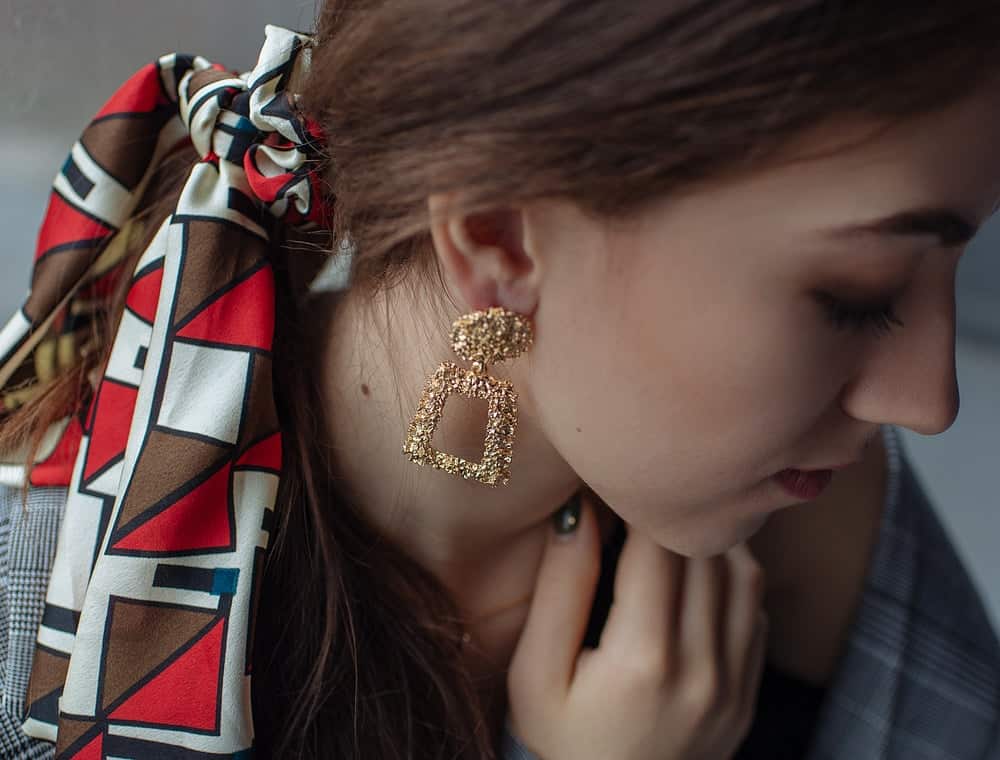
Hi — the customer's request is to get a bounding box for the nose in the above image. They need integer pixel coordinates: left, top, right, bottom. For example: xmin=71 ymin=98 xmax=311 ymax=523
xmin=839 ymin=275 xmax=960 ymax=437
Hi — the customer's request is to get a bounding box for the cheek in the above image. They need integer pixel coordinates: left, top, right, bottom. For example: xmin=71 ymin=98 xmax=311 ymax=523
xmin=532 ymin=264 xmax=845 ymax=523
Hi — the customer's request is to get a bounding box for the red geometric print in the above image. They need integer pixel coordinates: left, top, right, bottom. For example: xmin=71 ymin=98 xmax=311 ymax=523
xmin=244 ymin=118 xmax=333 ymax=229
xmin=82 ymin=380 xmax=139 ymax=483
xmin=72 ymin=731 xmax=104 ymax=760
xmin=29 ymin=414 xmax=84 ymax=487
xmin=34 ymin=193 xmax=114 ymax=262
xmin=235 ymin=431 xmax=281 ymax=472
xmin=93 ymin=63 xmax=170 ymax=120
xmin=108 ymin=618 xmax=224 ymax=731
xmin=176 ymin=266 xmax=275 ymax=351
xmin=110 ymin=462 xmax=233 ymax=553
xmin=243 ymin=146 xmax=294 ymax=202
xmin=124 ymin=266 xmax=165 ymax=324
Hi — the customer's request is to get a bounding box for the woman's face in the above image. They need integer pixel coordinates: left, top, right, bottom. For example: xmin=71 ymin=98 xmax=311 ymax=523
xmin=519 ymin=83 xmax=1000 ymax=557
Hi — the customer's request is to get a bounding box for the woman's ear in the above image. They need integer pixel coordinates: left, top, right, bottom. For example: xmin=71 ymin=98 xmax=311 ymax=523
xmin=427 ymin=192 xmax=541 ymax=316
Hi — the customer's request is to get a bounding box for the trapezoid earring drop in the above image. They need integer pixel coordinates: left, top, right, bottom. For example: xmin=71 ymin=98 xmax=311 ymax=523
xmin=402 ymin=306 xmax=534 ymax=487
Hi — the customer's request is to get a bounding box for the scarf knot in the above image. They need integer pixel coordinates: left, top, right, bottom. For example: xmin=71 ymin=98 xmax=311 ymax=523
xmin=176 ymin=26 xmax=332 ymax=229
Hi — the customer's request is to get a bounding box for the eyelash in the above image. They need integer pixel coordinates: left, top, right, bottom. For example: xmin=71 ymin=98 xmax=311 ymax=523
xmin=814 ymin=291 xmax=906 ymax=338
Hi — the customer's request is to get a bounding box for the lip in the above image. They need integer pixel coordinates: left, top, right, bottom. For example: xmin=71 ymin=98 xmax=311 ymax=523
xmin=772 ymin=468 xmax=834 ymax=501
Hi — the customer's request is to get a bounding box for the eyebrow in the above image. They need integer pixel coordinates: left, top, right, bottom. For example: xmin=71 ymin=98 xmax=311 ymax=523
xmin=825 ymin=208 xmax=979 ymax=247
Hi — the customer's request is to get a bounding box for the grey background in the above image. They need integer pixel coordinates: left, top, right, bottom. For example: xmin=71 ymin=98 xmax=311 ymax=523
xmin=2 ymin=4 xmax=999 ymax=621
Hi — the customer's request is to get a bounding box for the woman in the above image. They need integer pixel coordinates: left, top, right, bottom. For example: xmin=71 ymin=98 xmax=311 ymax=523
xmin=1 ymin=2 xmax=999 ymax=758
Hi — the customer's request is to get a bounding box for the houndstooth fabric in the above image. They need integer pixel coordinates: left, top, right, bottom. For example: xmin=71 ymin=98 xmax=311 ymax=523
xmin=0 ymin=486 xmax=63 ymax=759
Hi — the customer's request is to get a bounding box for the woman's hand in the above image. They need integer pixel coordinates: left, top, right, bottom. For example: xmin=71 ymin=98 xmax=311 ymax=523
xmin=506 ymin=490 xmax=769 ymax=760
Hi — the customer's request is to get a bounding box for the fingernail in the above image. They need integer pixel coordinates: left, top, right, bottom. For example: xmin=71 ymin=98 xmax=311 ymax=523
xmin=552 ymin=491 xmax=582 ymax=538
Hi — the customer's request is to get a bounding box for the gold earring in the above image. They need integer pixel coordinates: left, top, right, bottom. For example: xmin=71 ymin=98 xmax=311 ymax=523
xmin=402 ymin=306 xmax=534 ymax=487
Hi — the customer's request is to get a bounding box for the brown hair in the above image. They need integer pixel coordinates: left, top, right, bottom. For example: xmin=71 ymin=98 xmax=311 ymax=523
xmin=4 ymin=1 xmax=1000 ymax=757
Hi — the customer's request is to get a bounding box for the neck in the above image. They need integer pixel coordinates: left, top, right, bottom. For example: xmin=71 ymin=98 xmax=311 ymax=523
xmin=746 ymin=427 xmax=888 ymax=685
xmin=305 ymin=285 xmax=582 ymax=628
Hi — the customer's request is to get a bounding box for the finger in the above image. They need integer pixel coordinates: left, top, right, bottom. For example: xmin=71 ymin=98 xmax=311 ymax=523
xmin=677 ymin=553 xmax=728 ymax=683
xmin=738 ymin=609 xmax=769 ymax=715
xmin=507 ymin=491 xmax=603 ymax=704
xmin=599 ymin=523 xmax=685 ymax=668
xmin=722 ymin=542 xmax=767 ymax=694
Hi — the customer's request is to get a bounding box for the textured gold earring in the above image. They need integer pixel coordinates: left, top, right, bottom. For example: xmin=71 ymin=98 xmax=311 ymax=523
xmin=402 ymin=306 xmax=534 ymax=487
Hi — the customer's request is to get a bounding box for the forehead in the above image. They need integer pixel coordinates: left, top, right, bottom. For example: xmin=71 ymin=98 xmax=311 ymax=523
xmin=769 ymin=82 xmax=1000 ymax=222
xmin=650 ymin=81 xmax=1000 ymax=245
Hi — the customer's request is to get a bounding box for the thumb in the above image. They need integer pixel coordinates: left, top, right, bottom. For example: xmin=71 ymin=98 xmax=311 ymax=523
xmin=507 ymin=490 xmax=603 ymax=710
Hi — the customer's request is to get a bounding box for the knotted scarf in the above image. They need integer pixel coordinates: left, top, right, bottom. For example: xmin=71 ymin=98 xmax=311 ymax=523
xmin=0 ymin=24 xmax=333 ymax=757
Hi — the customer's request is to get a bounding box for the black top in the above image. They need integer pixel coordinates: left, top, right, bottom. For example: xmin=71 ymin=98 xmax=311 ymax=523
xmin=732 ymin=660 xmax=827 ymax=759
xmin=585 ymin=518 xmax=827 ymax=760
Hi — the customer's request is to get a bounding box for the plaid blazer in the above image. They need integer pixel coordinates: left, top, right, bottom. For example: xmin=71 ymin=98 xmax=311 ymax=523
xmin=1 ymin=425 xmax=998 ymax=759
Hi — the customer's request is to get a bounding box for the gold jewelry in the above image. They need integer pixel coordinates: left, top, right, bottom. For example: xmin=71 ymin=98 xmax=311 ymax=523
xmin=402 ymin=306 xmax=534 ymax=487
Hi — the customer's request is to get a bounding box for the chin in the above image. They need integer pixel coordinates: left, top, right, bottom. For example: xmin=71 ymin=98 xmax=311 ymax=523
xmin=657 ymin=512 xmax=770 ymax=559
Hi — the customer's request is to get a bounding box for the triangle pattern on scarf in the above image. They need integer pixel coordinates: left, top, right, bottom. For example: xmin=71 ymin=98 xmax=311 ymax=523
xmin=100 ymin=599 xmax=217 ymax=711
xmin=54 ymin=716 xmax=100 ymax=758
xmin=108 ymin=617 xmax=225 ymax=731
xmin=111 ymin=430 xmax=229 ymax=539
xmin=124 ymin=264 xmax=165 ymax=325
xmin=235 ymin=430 xmax=281 ymax=473
xmin=35 ymin=192 xmax=114 ymax=262
xmin=72 ymin=730 xmax=104 ymax=760
xmin=110 ymin=460 xmax=234 ymax=554
xmin=25 ymin=645 xmax=70 ymax=725
xmin=175 ymin=265 xmax=275 ymax=351
xmin=93 ymin=62 xmax=171 ymax=120
xmin=82 ymin=380 xmax=138 ymax=485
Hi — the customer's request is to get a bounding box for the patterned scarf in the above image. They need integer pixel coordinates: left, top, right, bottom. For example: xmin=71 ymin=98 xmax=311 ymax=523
xmin=0 ymin=24 xmax=332 ymax=757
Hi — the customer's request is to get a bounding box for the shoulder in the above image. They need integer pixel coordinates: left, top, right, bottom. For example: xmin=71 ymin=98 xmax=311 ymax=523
xmin=810 ymin=426 xmax=1000 ymax=759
